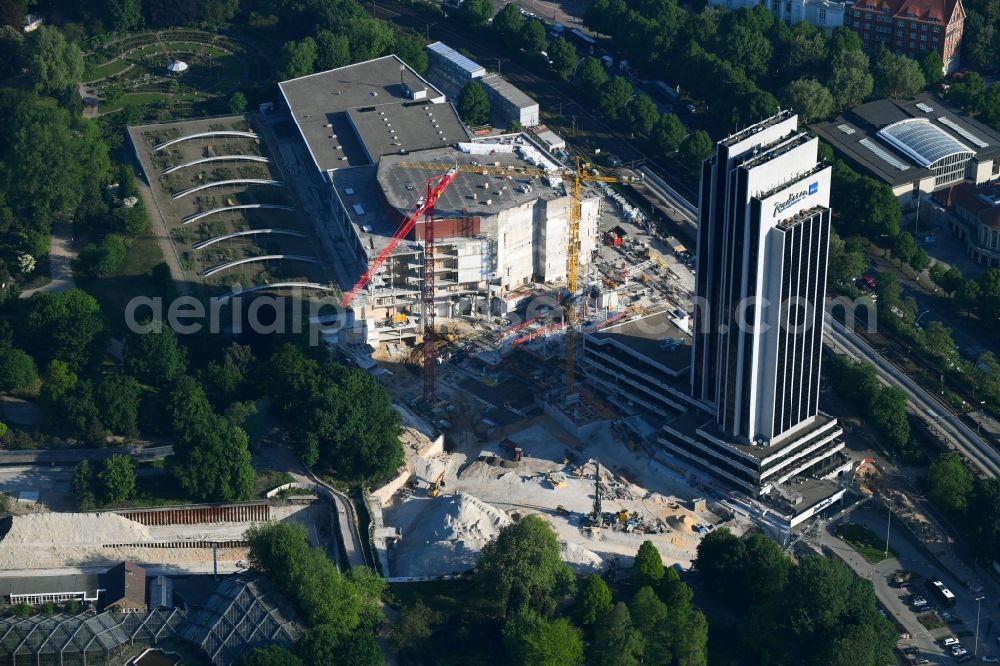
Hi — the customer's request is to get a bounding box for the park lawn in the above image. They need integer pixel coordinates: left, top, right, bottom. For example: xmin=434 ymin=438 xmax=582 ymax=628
xmin=88 ymin=58 xmax=130 ymax=80
xmin=835 ymin=523 xmax=897 ymax=564
xmin=100 ymin=92 xmax=171 ymax=114
xmin=79 ymin=231 xmax=169 ymax=337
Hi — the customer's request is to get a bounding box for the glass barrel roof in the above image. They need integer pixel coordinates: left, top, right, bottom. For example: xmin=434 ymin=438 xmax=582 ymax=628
xmin=876 ymin=118 xmax=975 ymax=168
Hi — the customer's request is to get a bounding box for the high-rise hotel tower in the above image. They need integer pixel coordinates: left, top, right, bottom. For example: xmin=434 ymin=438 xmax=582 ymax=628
xmin=661 ymin=112 xmax=848 ymax=498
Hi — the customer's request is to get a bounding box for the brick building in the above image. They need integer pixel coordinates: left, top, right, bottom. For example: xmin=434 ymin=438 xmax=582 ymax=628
xmin=845 ymin=0 xmax=965 ymax=74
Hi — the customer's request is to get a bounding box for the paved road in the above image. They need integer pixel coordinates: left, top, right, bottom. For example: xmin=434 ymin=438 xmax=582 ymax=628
xmin=821 ymin=504 xmax=1000 ymax=663
xmin=20 ymin=220 xmax=77 ymax=299
xmin=298 ymin=466 xmax=369 ymax=570
xmin=825 ymin=315 xmax=1000 ymax=478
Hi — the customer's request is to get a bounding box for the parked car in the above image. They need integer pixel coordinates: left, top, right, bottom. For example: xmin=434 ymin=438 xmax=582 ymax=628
xmin=944 ymin=637 xmax=961 ymax=646
xmin=951 ymin=646 xmax=968 ymax=657
xmin=903 ymin=646 xmax=920 ymax=655
xmin=981 ymin=656 xmax=999 ymax=663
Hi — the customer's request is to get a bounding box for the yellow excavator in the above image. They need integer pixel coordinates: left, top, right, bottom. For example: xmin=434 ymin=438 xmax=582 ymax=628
xmin=429 ymin=471 xmax=445 ymax=497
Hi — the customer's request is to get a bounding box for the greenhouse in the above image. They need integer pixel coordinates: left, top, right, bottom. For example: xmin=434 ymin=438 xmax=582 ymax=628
xmin=0 ymin=608 xmax=184 ymax=666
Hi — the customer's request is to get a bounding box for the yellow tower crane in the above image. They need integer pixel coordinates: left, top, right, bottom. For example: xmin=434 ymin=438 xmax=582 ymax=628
xmin=398 ymin=158 xmax=640 ymax=393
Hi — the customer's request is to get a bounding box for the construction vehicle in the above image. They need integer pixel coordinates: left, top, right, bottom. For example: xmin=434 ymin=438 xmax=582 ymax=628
xmin=429 ymin=471 xmax=445 ymax=497
xmin=617 ymin=510 xmax=630 ymax=524
xmin=398 ymin=158 xmax=641 ymax=393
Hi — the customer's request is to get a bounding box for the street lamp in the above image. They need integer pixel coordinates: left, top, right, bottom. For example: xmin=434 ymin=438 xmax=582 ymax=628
xmin=975 ymin=595 xmax=985 ymax=657
xmin=884 ymin=496 xmax=892 ymax=560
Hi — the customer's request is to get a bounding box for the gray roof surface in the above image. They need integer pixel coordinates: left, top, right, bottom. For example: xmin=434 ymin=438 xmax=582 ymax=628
xmin=377 ymin=144 xmax=567 ymax=219
xmin=0 ymin=574 xmax=101 ymax=597
xmin=346 ymin=102 xmax=466 ymax=164
xmin=480 ymin=74 xmax=538 ymax=110
xmin=332 ymin=165 xmax=424 ymax=255
xmin=589 ymin=310 xmax=692 ymax=372
xmin=811 ymin=93 xmax=1000 ymax=187
xmin=278 ymin=55 xmax=465 ymax=172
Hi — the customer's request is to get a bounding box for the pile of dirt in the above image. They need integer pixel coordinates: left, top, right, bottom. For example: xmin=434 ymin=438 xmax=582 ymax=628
xmin=392 ymin=493 xmax=511 ymax=577
xmin=560 ymin=541 xmax=604 ymax=572
xmin=0 ymin=512 xmax=151 ymax=546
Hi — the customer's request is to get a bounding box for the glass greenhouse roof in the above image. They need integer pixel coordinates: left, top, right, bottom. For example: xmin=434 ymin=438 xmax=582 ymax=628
xmin=877 ymin=118 xmax=975 ymax=168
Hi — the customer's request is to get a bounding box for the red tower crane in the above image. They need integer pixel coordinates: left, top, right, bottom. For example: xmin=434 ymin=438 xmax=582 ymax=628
xmin=339 ymin=168 xmax=458 ymax=404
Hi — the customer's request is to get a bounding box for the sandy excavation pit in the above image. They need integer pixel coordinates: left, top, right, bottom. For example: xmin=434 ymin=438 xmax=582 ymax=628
xmin=383 ymin=420 xmax=749 ymax=578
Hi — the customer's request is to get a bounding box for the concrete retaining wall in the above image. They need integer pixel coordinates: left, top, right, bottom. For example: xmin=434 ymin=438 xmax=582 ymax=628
xmin=265 ymin=482 xmax=317 ymax=498
xmin=370 ymin=465 xmax=412 ymax=507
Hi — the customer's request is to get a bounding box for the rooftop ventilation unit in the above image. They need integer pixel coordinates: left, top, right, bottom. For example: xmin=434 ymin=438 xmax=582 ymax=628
xmin=916 ymin=102 xmax=934 ymax=112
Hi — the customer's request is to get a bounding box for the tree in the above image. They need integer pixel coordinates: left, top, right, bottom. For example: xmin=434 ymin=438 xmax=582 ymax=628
xmin=494 ymin=3 xmax=524 ymax=40
xmin=228 ymin=91 xmax=247 ymax=114
xmin=95 ymin=374 xmax=141 ymax=437
xmin=739 ymin=533 xmax=791 ymax=606
xmin=112 ymin=202 xmax=150 ymax=237
xmin=599 ymin=76 xmax=633 ymax=119
xmin=315 ymin=30 xmax=351 ymax=71
xmin=123 ymin=324 xmax=188 ymax=386
xmin=632 ymin=540 xmax=664 ymax=588
xmin=873 ymin=47 xmax=925 ymax=99
xmin=458 ymin=81 xmax=490 ymax=126
xmin=679 ymin=130 xmax=713 ymax=172
xmin=910 ymin=246 xmax=930 ymax=271
xmin=723 ymin=24 xmax=772 ymax=79
xmin=924 ymin=451 xmax=973 ymax=514
xmin=71 ymin=460 xmax=96 ymax=510
xmin=346 ymin=19 xmax=395 ymax=62
xmin=868 ymin=387 xmax=911 ymax=454
xmin=591 ymin=602 xmax=643 ymax=666
xmin=919 ymin=49 xmax=944 ymax=86
xmin=457 ymin=0 xmax=494 ymax=27
xmin=391 ymin=601 xmax=441 ymax=659
xmin=694 ymin=528 xmax=743 ymax=596
xmin=23 ymin=26 xmax=84 ymax=96
xmin=548 ymin=37 xmax=577 ymax=79
xmin=246 ymin=521 xmax=384 ymax=632
xmin=106 ymin=0 xmax=142 ymax=32
xmin=629 ymin=586 xmax=672 ymax=665
xmin=921 ymin=320 xmax=959 ymax=367
xmin=16 ymin=290 xmax=105 ymax=371
xmin=200 ymin=0 xmax=240 ymax=23
xmin=574 ymin=573 xmax=612 ymax=625
xmin=474 ymin=514 xmax=575 ymax=614
xmin=947 ymin=71 xmax=986 ymax=112
xmin=239 ymin=646 xmax=303 ymax=666
xmin=0 ymin=346 xmax=37 ymax=392
xmin=961 ymin=12 xmax=997 ymax=74
xmin=577 ymin=58 xmax=608 ymax=103
xmin=170 ymin=376 xmax=254 ymax=502
xmin=520 ymin=20 xmax=547 ymax=56
xmin=503 ymin=608 xmax=584 ymax=666
xmin=78 ymin=234 xmax=126 ymax=277
xmin=829 ymin=49 xmax=873 ymax=110
xmin=827 ymin=230 xmax=866 ymax=285
xmin=781 ymin=78 xmax=833 ymax=123
xmin=892 ymin=231 xmax=917 ymax=265
xmin=279 ymin=37 xmax=317 ymax=80
xmin=296 ymin=626 xmax=381 ymax=666
xmin=652 ymin=114 xmax=686 ymax=155
xmin=99 ymin=454 xmax=136 ymax=504
xmin=623 ymin=94 xmax=658 ymax=136
xmin=395 ymin=34 xmax=428 ymax=74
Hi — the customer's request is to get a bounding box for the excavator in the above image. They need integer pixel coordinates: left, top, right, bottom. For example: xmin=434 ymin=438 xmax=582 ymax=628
xmin=429 ymin=471 xmax=446 ymax=498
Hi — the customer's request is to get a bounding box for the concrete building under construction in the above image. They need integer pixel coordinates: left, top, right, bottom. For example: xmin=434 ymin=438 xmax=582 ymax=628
xmin=277 ymin=56 xmax=600 ymax=338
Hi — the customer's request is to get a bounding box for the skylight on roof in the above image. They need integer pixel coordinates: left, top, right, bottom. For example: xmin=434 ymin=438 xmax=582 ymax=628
xmin=860 ymin=138 xmax=911 ymax=171
xmin=876 ymin=118 xmax=974 ymax=168
xmin=837 ymin=124 xmax=856 ymax=135
xmin=937 ymin=116 xmax=989 ymax=148
xmin=916 ymin=102 xmax=934 ymax=112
